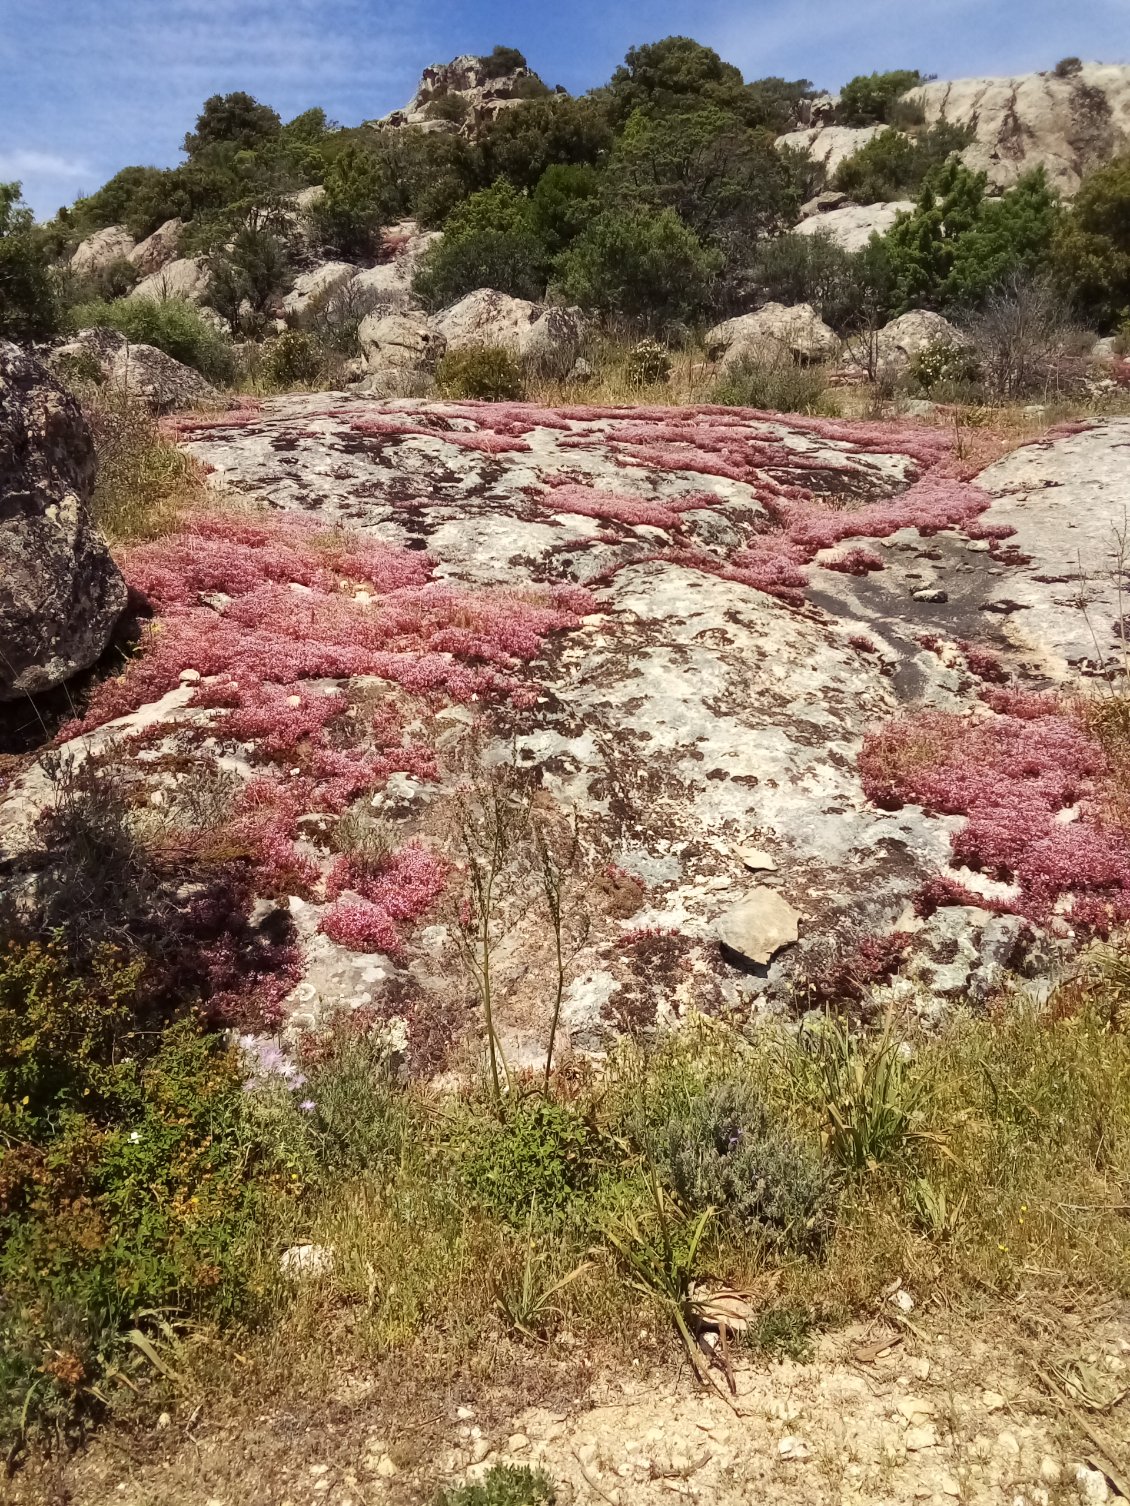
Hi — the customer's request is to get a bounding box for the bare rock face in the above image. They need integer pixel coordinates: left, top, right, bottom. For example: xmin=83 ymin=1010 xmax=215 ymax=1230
xmin=0 ymin=342 xmax=126 ymax=701
xmin=706 ymin=303 xmax=840 ymax=368
xmin=798 ymin=190 xmax=850 ymax=218
xmin=350 ymin=221 xmax=443 ymax=311
xmin=776 ymin=123 xmax=885 ymax=176
xmin=282 ymin=261 xmax=359 ymax=318
xmin=357 ymin=310 xmax=446 ymax=393
xmin=129 ymin=256 xmax=211 ymax=305
xmin=907 ymin=64 xmax=1130 ymax=193
xmin=128 ymin=218 xmax=184 ymax=277
xmin=70 ymin=225 xmax=137 ymax=277
xmin=433 ymin=289 xmax=585 ymax=374
xmin=18 ymin=392 xmax=1128 ymax=1051
xmin=795 ymin=200 xmax=913 ymax=252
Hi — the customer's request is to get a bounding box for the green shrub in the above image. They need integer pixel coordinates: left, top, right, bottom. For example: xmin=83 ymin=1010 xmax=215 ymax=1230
xmin=910 ymin=338 xmax=981 ymax=393
xmin=311 ymin=143 xmax=393 ymax=261
xmin=606 ymin=36 xmax=750 ymax=126
xmin=751 ymin=231 xmax=896 ymax=333
xmin=66 ymin=165 xmax=185 ymax=242
xmin=437 ymin=1463 xmax=555 ymax=1506
xmin=553 ymin=206 xmax=720 ymax=326
xmin=436 ymin=344 xmax=526 ymax=400
xmin=531 ymin=163 xmax=602 ymax=256
xmin=207 ymin=223 xmax=293 ymax=330
xmin=414 ymin=181 xmax=549 ymax=308
xmin=877 ymin=161 xmax=1060 ymax=316
xmin=1052 ymin=151 xmax=1130 ymax=330
xmin=462 ymin=1097 xmax=604 ymax=1225
xmin=838 ymin=69 xmax=926 ymax=126
xmin=482 ymin=45 xmax=529 ymax=80
xmin=426 ymin=92 xmax=471 ymax=124
xmin=832 ymin=122 xmax=973 ymax=204
xmin=68 ymin=295 xmax=233 ymax=383
xmin=713 ymin=353 xmax=833 ymax=414
xmin=477 ymin=97 xmax=613 ymax=192
xmin=261 ymin=329 xmax=323 ymax=389
xmin=634 ymin=1075 xmax=833 ymax=1248
xmin=0 ymin=940 xmax=293 ymax=1444
xmin=0 ymin=182 xmax=59 ymax=341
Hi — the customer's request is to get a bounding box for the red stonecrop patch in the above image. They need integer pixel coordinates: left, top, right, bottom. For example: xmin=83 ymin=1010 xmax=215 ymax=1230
xmin=328 ymin=401 xmax=1008 ymax=608
xmin=65 ymin=512 xmax=590 ymax=957
xmin=825 ymin=547 xmax=885 ymax=576
xmin=860 ymin=702 xmax=1130 ymax=930
xmin=321 ymin=842 xmax=449 ymax=955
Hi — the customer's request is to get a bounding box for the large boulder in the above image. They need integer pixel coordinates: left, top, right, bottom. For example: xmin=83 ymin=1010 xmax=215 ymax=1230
xmin=108 ymin=344 xmax=219 ymax=413
xmin=795 ymin=200 xmax=913 ymax=252
xmin=358 ymin=309 xmax=446 ymax=393
xmin=706 ymin=303 xmax=840 ymax=369
xmin=907 ymin=64 xmax=1130 ymax=193
xmin=877 ymin=311 xmax=970 ymax=370
xmin=0 ymin=343 xmax=126 ymax=702
xmin=51 ymin=327 xmax=217 ymax=413
xmin=130 ymin=256 xmax=211 ymax=304
xmin=128 ymin=218 xmax=184 ymax=277
xmin=70 ymin=225 xmax=136 ymax=277
xmin=434 ymin=289 xmax=584 ymax=374
xmin=331 ymin=224 xmax=443 ymax=315
xmin=282 ymin=261 xmax=359 ymax=318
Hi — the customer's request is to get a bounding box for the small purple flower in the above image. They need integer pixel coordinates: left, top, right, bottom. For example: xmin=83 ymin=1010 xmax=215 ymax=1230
xmin=239 ymin=1033 xmax=306 ymax=1093
xmin=299 ymin=1099 xmax=316 ymax=1113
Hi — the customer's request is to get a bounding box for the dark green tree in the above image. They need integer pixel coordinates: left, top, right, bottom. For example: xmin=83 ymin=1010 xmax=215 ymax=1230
xmin=605 ymin=36 xmax=748 ymax=124
xmin=531 ymin=164 xmax=602 ymax=255
xmin=481 ymin=45 xmax=529 ymax=79
xmin=413 ymin=180 xmax=548 ymax=307
xmin=608 ymin=105 xmax=801 ymax=246
xmin=207 ymin=222 xmax=293 ymax=330
xmin=1052 ymin=153 xmax=1130 ymax=329
xmin=947 ymin=168 xmax=1061 ymax=306
xmin=553 ymin=205 xmax=721 ymax=325
xmin=310 ymin=143 xmax=391 ymax=260
xmin=0 ymin=183 xmax=58 ymax=341
xmin=838 ymin=70 xmax=926 ymax=126
xmin=478 ymin=96 xmax=613 ymax=191
xmin=882 ymin=158 xmax=987 ymax=309
xmin=879 ymin=162 xmax=1060 ymax=312
xmin=70 ymin=165 xmax=186 ymax=241
xmin=184 ymin=92 xmax=282 ymax=157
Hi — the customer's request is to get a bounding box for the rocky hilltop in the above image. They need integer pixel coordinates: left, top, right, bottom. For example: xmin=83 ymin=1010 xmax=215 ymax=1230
xmin=375 ymin=49 xmax=553 ymax=133
xmin=779 ymin=61 xmax=1130 ymax=194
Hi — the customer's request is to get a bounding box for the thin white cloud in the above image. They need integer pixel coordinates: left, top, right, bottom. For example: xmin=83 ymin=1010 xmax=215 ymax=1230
xmin=0 ymin=149 xmax=89 ymax=180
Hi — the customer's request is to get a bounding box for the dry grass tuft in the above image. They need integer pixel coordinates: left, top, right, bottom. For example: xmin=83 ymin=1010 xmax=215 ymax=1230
xmin=85 ymin=389 xmax=212 ymax=543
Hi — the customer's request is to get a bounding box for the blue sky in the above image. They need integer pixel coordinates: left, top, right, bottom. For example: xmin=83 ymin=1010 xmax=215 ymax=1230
xmin=2 ymin=0 xmax=1127 ymax=220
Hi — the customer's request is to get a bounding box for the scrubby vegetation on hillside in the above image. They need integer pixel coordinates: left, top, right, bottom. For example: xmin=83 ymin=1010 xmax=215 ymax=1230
xmin=5 ymin=34 xmax=1129 ymax=380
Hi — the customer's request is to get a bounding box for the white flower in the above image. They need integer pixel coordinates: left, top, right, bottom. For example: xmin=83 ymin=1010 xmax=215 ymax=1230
xmin=128 ymin=1131 xmax=141 ymax=1144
